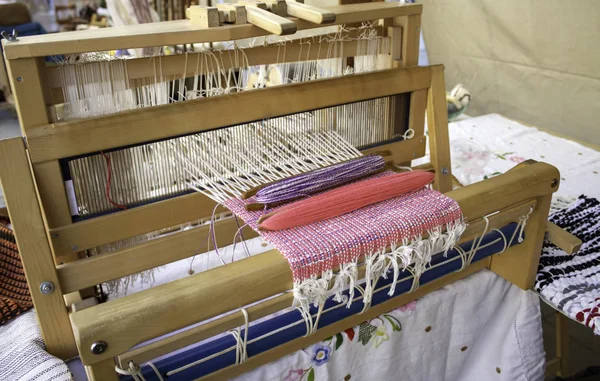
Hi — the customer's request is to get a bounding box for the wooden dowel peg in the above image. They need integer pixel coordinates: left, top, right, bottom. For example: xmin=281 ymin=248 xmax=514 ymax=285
xmin=239 ymin=1 xmax=297 ymax=35
xmin=215 ymin=4 xmax=247 ymax=24
xmin=264 ymin=0 xmax=287 ymax=16
xmin=546 ymin=222 xmax=582 ymax=255
xmin=186 ymin=5 xmax=220 ymax=28
xmin=285 ymin=0 xmax=336 ymax=24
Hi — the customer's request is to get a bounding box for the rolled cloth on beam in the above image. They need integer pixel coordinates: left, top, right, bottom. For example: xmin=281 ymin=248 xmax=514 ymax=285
xmin=259 ymin=171 xmax=435 ymax=231
xmin=254 ymin=155 xmax=387 ymax=204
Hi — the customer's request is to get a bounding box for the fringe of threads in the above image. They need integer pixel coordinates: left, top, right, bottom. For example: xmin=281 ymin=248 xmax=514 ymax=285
xmin=292 ymin=219 xmax=467 ymax=312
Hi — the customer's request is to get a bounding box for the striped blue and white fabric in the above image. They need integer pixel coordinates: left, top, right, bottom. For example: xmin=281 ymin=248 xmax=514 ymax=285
xmin=536 ymin=195 xmax=600 ymax=335
xmin=0 ymin=310 xmax=73 ymax=381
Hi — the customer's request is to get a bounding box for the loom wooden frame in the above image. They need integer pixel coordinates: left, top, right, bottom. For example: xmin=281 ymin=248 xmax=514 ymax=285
xmin=0 ymin=2 xmax=566 ymax=380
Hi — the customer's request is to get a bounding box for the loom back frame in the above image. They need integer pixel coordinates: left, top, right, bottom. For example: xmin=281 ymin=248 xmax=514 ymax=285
xmin=0 ymin=2 xmax=561 ymax=380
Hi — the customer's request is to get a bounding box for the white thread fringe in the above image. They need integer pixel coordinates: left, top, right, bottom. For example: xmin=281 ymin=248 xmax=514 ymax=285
xmin=292 ymin=220 xmax=466 ymax=313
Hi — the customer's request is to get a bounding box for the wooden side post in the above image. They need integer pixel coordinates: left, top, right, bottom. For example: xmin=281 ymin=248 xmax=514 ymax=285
xmin=556 ymin=311 xmax=570 ymax=377
xmin=490 ymin=194 xmax=554 ymax=289
xmin=0 ymin=137 xmax=77 ymax=359
xmin=84 ymin=358 xmax=119 ymax=381
xmin=390 ymin=13 xmax=421 ymax=68
xmin=6 ymin=55 xmax=87 ymax=301
xmin=426 ymin=65 xmax=453 ymax=193
xmin=3 ymin=57 xmax=54 ymax=133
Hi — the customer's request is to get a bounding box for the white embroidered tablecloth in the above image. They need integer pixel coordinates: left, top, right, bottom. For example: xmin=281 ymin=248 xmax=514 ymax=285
xmin=233 ymin=269 xmax=544 ymax=381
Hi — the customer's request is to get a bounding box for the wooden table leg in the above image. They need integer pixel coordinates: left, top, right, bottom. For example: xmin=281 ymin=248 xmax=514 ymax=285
xmin=556 ymin=311 xmax=569 ymax=377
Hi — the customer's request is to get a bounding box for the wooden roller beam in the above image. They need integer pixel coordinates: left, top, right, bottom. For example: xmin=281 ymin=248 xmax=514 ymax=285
xmin=72 ymin=248 xmax=291 ymax=365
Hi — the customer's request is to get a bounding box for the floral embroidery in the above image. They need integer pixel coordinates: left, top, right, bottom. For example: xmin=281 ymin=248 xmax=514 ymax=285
xmin=324 ymin=329 xmax=352 ymax=352
xmin=311 ymin=344 xmax=331 ymax=366
xmin=396 ymin=300 xmax=417 ymax=312
xmin=483 ymin=172 xmax=502 ymax=180
xmin=358 ymin=322 xmax=378 ymax=345
xmin=283 ymin=314 xmax=401 ymax=379
xmin=284 ymin=369 xmax=305 ymax=381
xmin=509 ymin=155 xmax=526 ymax=163
xmin=373 ymin=324 xmax=390 ymax=348
xmin=383 ymin=314 xmax=402 ymax=332
xmin=495 ymin=151 xmax=514 ymax=160
xmin=357 ymin=315 xmax=402 ymax=347
xmin=344 ymin=327 xmax=355 ymax=341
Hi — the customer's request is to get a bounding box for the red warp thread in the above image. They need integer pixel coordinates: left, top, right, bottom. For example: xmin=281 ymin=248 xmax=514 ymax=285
xmin=259 ymin=171 xmax=435 ymax=231
xmin=100 ymin=151 xmax=127 ymax=210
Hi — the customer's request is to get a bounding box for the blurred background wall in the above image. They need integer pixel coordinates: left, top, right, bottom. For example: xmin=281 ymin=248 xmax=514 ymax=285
xmin=420 ymin=0 xmax=600 ymax=145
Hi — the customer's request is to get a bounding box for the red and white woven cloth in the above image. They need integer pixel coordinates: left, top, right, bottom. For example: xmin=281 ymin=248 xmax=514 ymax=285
xmin=224 ymin=173 xmax=464 ymax=308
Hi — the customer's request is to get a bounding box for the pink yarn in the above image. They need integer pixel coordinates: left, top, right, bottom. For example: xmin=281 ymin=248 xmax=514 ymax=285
xmin=259 ymin=171 xmax=435 ymax=231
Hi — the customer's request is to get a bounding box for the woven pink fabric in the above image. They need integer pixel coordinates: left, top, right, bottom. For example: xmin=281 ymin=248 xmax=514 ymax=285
xmin=224 ymin=173 xmax=462 ymax=282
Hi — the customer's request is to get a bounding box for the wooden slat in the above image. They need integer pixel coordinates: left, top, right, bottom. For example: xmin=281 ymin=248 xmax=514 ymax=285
xmin=46 ymin=32 xmax=384 ymax=104
xmin=427 ymin=65 xmax=452 ymax=192
xmin=71 ymin=161 xmax=559 ymax=364
xmin=47 ymin=137 xmax=422 ymax=257
xmin=3 ymin=3 xmax=422 ymax=59
xmin=200 ymin=257 xmax=490 ymax=381
xmin=49 ymin=192 xmax=222 ymax=256
xmin=27 ymin=66 xmax=432 ymax=163
xmin=57 ymin=216 xmax=258 ymax=294
xmin=0 ymin=138 xmax=77 ymax=359
xmin=546 ymin=221 xmax=582 ymax=255
xmin=119 ymin=197 xmax=536 ymax=366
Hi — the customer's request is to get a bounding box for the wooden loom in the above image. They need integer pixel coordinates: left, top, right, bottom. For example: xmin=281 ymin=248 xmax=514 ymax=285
xmin=0 ymin=2 xmax=580 ymax=380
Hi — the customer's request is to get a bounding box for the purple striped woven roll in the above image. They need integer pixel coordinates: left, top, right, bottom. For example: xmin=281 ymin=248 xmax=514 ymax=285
xmin=255 ymin=155 xmax=386 ymax=204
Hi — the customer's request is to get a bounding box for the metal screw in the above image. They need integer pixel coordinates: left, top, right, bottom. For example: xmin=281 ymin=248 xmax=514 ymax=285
xmin=551 ymin=178 xmax=558 ymax=188
xmin=52 ymin=233 xmax=59 ymax=239
xmin=1 ymin=29 xmax=18 ymax=42
xmin=16 ymin=77 xmax=23 ymax=82
xmin=441 ymin=167 xmax=449 ymax=175
xmin=90 ymin=341 xmax=108 ymax=355
xmin=72 ymin=245 xmax=79 ymax=251
xmin=40 ymin=281 xmax=55 ymax=294
xmin=413 ymin=153 xmax=417 ymax=157
xmin=416 ymin=27 xmax=420 ymax=32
